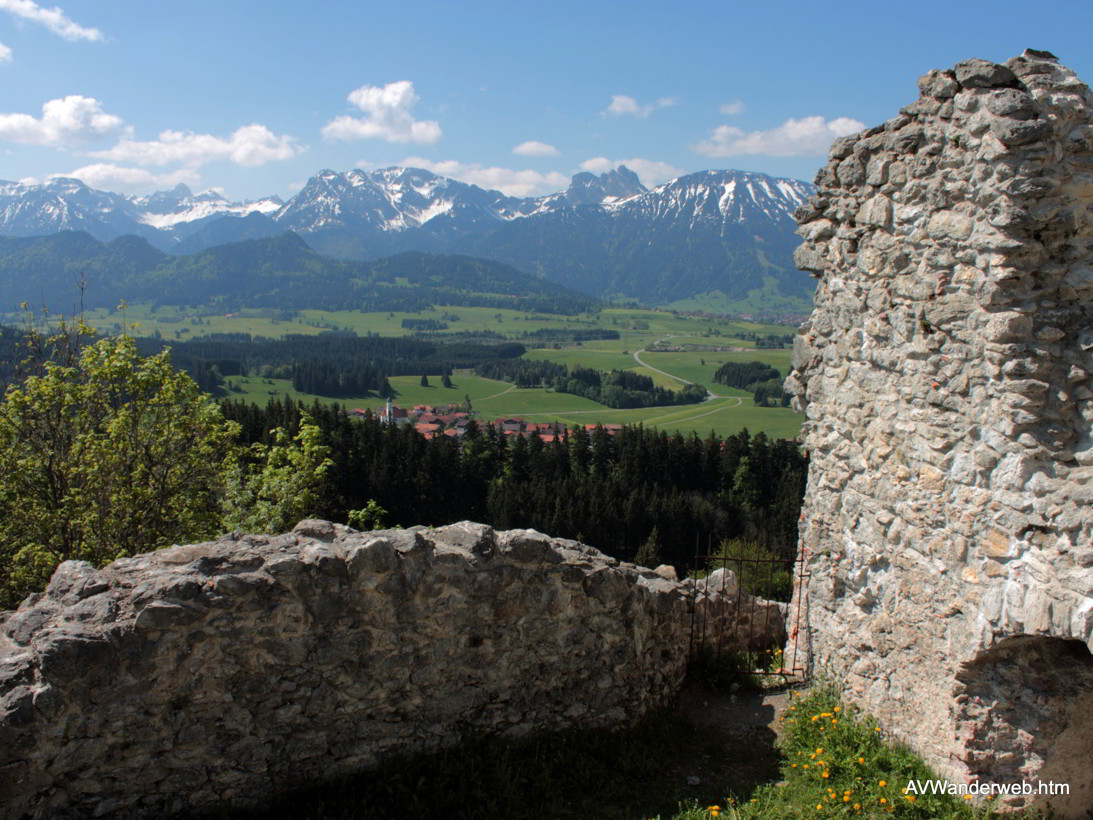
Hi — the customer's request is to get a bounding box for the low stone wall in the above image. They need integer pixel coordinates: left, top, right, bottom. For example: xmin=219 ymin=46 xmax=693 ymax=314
xmin=786 ymin=50 xmax=1093 ymax=817
xmin=0 ymin=520 xmax=783 ymax=819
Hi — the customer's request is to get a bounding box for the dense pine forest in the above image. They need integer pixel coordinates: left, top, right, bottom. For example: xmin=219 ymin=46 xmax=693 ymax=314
xmin=220 ymin=397 xmax=808 ymax=570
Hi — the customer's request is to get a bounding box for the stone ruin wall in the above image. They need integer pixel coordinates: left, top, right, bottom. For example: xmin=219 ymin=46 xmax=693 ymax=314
xmin=0 ymin=519 xmax=784 ymax=819
xmin=786 ymin=51 xmax=1093 ymax=816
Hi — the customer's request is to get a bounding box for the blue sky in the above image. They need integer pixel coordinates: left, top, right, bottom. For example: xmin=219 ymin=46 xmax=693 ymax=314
xmin=2 ymin=0 xmax=1091 ymax=200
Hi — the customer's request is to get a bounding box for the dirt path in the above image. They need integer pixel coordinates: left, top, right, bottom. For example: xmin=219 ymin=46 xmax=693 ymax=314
xmin=674 ymin=679 xmax=792 ymax=737
xmin=662 ymin=680 xmax=794 ymax=802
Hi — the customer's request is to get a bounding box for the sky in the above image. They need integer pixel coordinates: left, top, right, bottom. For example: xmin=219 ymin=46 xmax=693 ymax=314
xmin=1 ymin=0 xmax=1091 ymax=202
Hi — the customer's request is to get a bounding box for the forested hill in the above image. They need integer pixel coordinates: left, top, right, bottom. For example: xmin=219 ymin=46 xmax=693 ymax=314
xmin=0 ymin=231 xmax=600 ymax=315
xmin=221 ymin=397 xmax=808 ymax=570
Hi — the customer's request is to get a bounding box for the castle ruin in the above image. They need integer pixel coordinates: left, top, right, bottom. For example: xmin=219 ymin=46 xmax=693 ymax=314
xmin=787 ymin=50 xmax=1093 ymax=816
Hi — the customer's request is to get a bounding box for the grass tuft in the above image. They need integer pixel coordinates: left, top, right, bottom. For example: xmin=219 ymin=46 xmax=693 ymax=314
xmin=672 ymin=686 xmax=1056 ymax=820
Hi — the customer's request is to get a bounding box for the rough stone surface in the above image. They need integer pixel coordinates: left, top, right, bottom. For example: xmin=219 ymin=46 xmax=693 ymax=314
xmin=0 ymin=520 xmax=784 ymax=819
xmin=786 ymin=51 xmax=1093 ymax=817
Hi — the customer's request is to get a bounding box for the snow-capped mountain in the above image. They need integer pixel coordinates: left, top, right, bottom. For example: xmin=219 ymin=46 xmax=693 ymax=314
xmin=132 ymin=184 xmax=282 ymax=230
xmin=0 ymin=178 xmax=149 ymax=241
xmin=604 ymin=170 xmax=810 ymax=225
xmin=0 ymin=165 xmax=814 ymax=304
xmin=274 ymin=167 xmax=528 ymax=234
xmin=0 ymin=178 xmax=282 ymax=244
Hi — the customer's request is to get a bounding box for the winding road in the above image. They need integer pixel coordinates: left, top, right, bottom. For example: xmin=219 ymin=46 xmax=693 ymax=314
xmin=632 ymin=334 xmax=727 ymax=400
xmin=504 ymin=336 xmax=744 ymax=426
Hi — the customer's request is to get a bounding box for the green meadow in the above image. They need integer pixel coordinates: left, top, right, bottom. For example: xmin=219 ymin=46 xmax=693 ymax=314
xmin=66 ymin=302 xmax=805 ymax=439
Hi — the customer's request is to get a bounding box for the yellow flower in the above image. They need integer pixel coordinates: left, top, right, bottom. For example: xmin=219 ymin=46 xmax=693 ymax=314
xmin=963 ymin=795 xmax=973 ymax=801
xmin=859 ymin=757 xmax=865 ymax=764
xmin=831 ymin=719 xmax=838 ymax=725
xmin=816 ymin=748 xmax=824 ymax=754
xmin=823 ymin=772 xmax=830 ymax=779
xmin=816 ymin=805 xmax=823 ymax=811
xmin=879 ymin=780 xmax=887 ymax=787
xmin=834 ymin=706 xmax=840 ymax=712
xmin=904 ymin=795 xmax=916 ymax=802
xmin=854 ymin=803 xmax=861 ymax=810
xmin=844 ymin=796 xmax=850 ymax=802
xmin=880 ymin=798 xmax=887 ymax=805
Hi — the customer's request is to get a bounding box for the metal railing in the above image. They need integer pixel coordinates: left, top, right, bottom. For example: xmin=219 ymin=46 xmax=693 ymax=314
xmin=686 ymin=537 xmax=811 ymax=682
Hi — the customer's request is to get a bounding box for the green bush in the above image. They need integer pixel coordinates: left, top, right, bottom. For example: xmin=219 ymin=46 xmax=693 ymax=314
xmin=0 ymin=330 xmax=239 ymax=608
xmin=712 ymin=538 xmax=793 ymax=601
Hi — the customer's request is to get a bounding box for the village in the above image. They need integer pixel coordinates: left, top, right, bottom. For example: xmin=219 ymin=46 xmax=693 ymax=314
xmin=351 ymin=398 xmax=624 ymax=441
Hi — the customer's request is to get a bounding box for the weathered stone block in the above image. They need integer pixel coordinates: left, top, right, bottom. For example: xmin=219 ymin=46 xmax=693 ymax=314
xmin=0 ymin=523 xmax=785 ymax=819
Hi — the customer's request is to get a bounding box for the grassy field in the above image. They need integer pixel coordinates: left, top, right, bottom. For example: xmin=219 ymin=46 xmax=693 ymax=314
xmin=640 ymin=350 xmax=793 ymax=392
xmin=60 ymin=301 xmax=806 ymax=439
xmin=65 ymin=303 xmax=795 ymax=346
xmin=662 ymin=276 xmax=814 ymax=318
xmin=226 ymin=373 xmax=804 ymax=440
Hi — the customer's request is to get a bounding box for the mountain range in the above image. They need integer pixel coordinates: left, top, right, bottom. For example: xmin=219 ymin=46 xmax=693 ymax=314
xmin=0 ymin=231 xmax=599 ymax=316
xmin=0 ymin=166 xmax=813 ymax=308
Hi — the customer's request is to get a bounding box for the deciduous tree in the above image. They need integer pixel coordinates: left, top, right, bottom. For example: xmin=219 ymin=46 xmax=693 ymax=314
xmin=0 ymin=329 xmax=240 ymax=608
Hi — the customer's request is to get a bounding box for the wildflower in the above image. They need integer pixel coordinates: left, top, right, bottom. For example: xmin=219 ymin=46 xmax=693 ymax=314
xmin=844 ymin=796 xmax=850 ymax=802
xmin=963 ymin=795 xmax=973 ymax=801
xmin=823 ymin=772 xmax=830 ymax=779
xmin=708 ymin=806 xmax=721 ymax=817
xmin=854 ymin=804 xmax=861 ymax=810
xmin=904 ymin=795 xmax=916 ymax=802
xmin=880 ymin=798 xmax=887 ymax=805
xmin=834 ymin=707 xmax=840 ymax=713
xmin=831 ymin=719 xmax=837 ymax=725
xmin=879 ymin=780 xmax=886 ymax=787
xmin=859 ymin=757 xmax=865 ymax=764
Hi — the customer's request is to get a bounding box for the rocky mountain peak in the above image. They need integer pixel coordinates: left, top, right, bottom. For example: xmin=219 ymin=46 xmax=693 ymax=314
xmin=564 ymin=166 xmax=647 ymax=206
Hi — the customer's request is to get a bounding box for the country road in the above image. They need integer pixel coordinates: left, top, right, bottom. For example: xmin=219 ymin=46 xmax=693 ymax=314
xmin=632 ymin=335 xmax=726 ymax=399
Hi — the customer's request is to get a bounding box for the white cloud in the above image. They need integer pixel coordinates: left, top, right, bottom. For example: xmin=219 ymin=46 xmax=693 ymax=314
xmin=719 ymin=100 xmax=745 ymax=116
xmin=579 ymin=156 xmax=683 ymax=187
xmin=512 ymin=140 xmax=560 ymax=157
xmin=401 ymin=156 xmax=568 ymax=198
xmin=602 ymin=94 xmax=678 ymax=119
xmin=90 ymin=123 xmax=302 ymax=167
xmin=693 ymin=115 xmax=865 ymax=157
xmin=0 ymin=0 xmax=102 ymax=40
xmin=0 ymin=42 xmax=11 ymax=63
xmin=0 ymin=95 xmax=124 ymax=146
xmin=322 ymin=81 xmax=442 ymax=144
xmin=52 ymin=163 xmax=200 ymax=194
